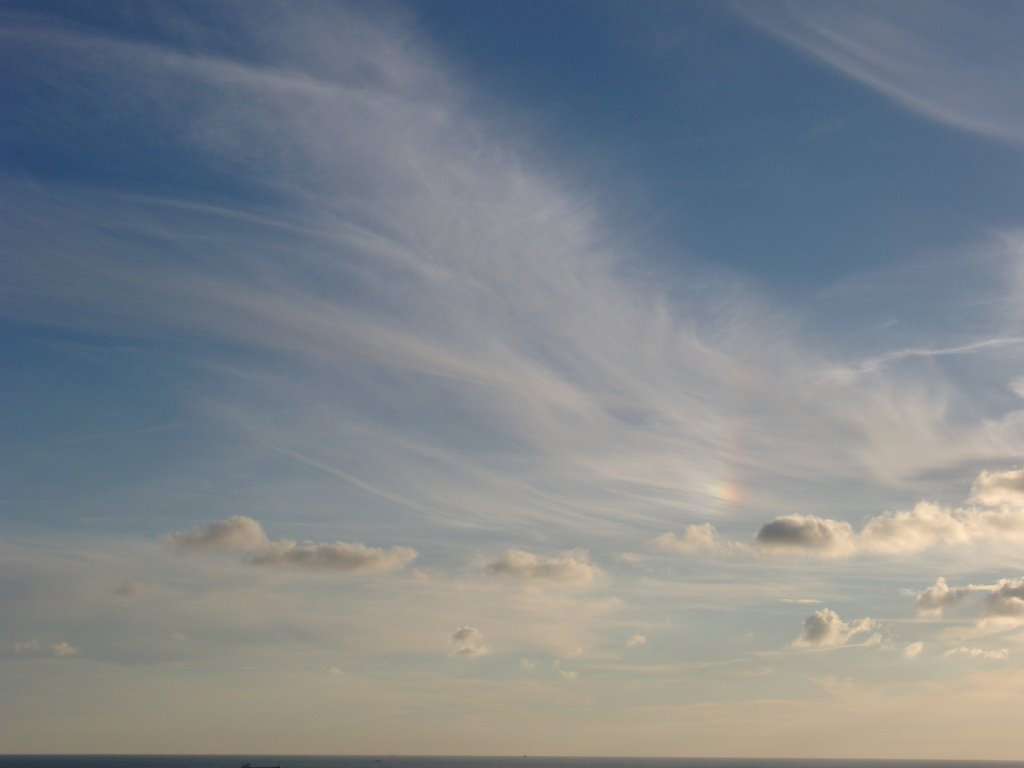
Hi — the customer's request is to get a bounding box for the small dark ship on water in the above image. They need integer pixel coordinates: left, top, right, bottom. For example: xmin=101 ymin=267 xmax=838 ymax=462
xmin=241 ymin=763 xmax=280 ymax=768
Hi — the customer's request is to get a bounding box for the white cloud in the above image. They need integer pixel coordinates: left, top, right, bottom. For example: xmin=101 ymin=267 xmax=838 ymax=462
xmin=791 ymin=609 xmax=878 ymax=649
xmin=913 ymin=576 xmax=977 ymax=617
xmin=653 ymin=524 xmax=747 ymax=556
xmin=982 ymin=578 xmax=1024 ymax=618
xmin=755 ymin=515 xmax=856 ymax=557
xmin=48 ymin=642 xmax=78 ymax=656
xmin=740 ymin=1 xmax=1024 ymax=142
xmin=944 ymin=646 xmax=1009 ymax=661
xmin=165 ymin=516 xmax=416 ymax=573
xmin=13 ymin=639 xmax=78 ymax=656
xmin=323 ymin=665 xmax=344 ymax=677
xmin=626 ymin=634 xmax=648 ymax=648
xmin=449 ymin=626 xmax=490 ymax=658
xmin=248 ymin=540 xmax=417 ymax=573
xmin=971 ymin=468 xmax=1024 ymax=508
xmin=732 ymin=471 xmax=1024 ymax=559
xmin=559 ymin=669 xmax=578 ymax=680
xmin=904 ymin=641 xmax=924 ymax=659
xmin=519 ymin=658 xmax=536 ymax=670
xmin=165 ymin=515 xmax=269 ymax=553
xmin=7 ymin=2 xmax=1024 ymax=564
xmin=485 ymin=548 xmax=600 ymax=587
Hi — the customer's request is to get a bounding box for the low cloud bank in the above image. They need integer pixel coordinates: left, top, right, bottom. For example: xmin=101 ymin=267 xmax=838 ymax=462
xmin=166 ymin=516 xmax=417 ymax=574
xmin=656 ymin=468 xmax=1024 ymax=559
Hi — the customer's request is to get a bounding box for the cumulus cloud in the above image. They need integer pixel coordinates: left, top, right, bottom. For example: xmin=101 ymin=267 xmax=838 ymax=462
xmin=904 ymin=641 xmax=924 ymax=659
xmin=449 ymin=626 xmax=490 ymax=658
xmin=944 ymin=646 xmax=1009 ymax=661
xmin=519 ymin=658 xmax=537 ymax=670
xmin=756 ymin=515 xmax=856 ymax=557
xmin=323 ymin=665 xmax=344 ymax=677
xmin=791 ymin=609 xmax=879 ymax=649
xmin=971 ymin=468 xmax=1024 ymax=507
xmin=559 ymin=670 xmax=578 ymax=680
xmin=653 ymin=524 xmax=747 ymax=556
xmin=14 ymin=640 xmax=78 ymax=656
xmin=626 ymin=634 xmax=648 ymax=648
xmin=750 ymin=470 xmax=1024 ymax=558
xmin=165 ymin=515 xmax=269 ymax=553
xmin=857 ymin=502 xmax=976 ymax=554
xmin=165 ymin=516 xmax=416 ymax=573
xmin=908 ymin=575 xmax=1024 ymax=629
xmin=913 ymin=576 xmax=977 ymax=617
xmin=982 ymin=577 xmax=1024 ymax=618
xmin=485 ymin=548 xmax=600 ymax=586
xmin=248 ymin=540 xmax=417 ymax=573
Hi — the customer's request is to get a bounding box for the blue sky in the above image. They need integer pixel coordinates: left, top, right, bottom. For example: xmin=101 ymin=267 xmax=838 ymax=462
xmin=4 ymin=0 xmax=1024 ymax=757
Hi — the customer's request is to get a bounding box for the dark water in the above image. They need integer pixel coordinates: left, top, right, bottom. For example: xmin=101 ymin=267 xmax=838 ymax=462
xmin=2 ymin=758 xmax=1022 ymax=768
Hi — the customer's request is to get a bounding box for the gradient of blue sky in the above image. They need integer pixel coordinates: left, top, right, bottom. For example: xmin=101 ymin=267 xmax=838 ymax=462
xmin=3 ymin=0 xmax=1024 ymax=758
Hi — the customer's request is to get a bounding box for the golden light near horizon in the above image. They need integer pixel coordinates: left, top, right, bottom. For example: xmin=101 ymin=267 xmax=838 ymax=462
xmin=4 ymin=0 xmax=1024 ymax=759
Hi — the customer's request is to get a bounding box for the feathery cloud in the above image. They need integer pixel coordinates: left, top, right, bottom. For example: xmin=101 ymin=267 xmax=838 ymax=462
xmin=740 ymin=1 xmax=1024 ymax=142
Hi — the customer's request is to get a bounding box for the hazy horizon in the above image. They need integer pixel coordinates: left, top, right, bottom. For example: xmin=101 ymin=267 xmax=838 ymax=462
xmin=3 ymin=0 xmax=1024 ymax=759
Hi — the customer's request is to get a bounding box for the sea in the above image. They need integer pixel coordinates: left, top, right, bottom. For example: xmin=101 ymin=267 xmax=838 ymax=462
xmin=2 ymin=757 xmax=1022 ymax=768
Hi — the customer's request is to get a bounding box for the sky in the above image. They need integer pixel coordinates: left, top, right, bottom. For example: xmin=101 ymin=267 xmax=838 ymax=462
xmin=3 ymin=0 xmax=1024 ymax=758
